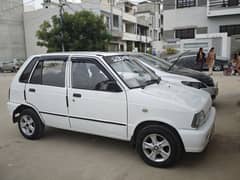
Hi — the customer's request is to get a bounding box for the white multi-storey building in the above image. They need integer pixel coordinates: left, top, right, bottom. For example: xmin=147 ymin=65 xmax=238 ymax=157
xmin=0 ymin=0 xmax=26 ymax=61
xmin=163 ymin=0 xmax=240 ymax=58
xmin=24 ymin=0 xmax=153 ymax=56
xmin=135 ymin=0 xmax=164 ymax=55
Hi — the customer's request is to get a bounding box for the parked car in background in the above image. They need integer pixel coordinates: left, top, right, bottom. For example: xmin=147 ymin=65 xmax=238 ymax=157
xmin=8 ymin=52 xmax=216 ymax=167
xmin=0 ymin=58 xmax=25 ymax=72
xmin=13 ymin=58 xmax=25 ymax=70
xmin=0 ymin=61 xmax=17 ymax=72
xmin=132 ymin=53 xmax=218 ymax=99
xmin=168 ymin=53 xmax=229 ymax=71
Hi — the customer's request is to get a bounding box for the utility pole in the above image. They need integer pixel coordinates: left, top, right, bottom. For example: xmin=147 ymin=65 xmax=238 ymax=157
xmin=110 ymin=0 xmax=113 ymax=35
xmin=43 ymin=0 xmax=66 ymax=52
xmin=59 ymin=0 xmax=65 ymax=52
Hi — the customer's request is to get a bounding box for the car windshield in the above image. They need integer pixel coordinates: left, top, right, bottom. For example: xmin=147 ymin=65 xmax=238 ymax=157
xmin=104 ymin=55 xmax=160 ymax=89
xmin=134 ymin=54 xmax=172 ymax=71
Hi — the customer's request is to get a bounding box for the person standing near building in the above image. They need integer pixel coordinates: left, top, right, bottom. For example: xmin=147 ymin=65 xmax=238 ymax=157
xmin=196 ymin=48 xmax=206 ymax=71
xmin=235 ymin=52 xmax=240 ymax=75
xmin=206 ymin=47 xmax=216 ymax=75
xmin=232 ymin=53 xmax=239 ymax=75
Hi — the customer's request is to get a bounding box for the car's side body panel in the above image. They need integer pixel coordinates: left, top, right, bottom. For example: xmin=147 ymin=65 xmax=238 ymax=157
xmin=7 ymin=52 xmax=216 ymax=155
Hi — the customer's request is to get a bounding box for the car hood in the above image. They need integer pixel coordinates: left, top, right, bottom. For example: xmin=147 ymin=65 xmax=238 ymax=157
xmin=155 ymin=69 xmax=200 ymax=83
xmin=139 ymin=81 xmax=211 ymax=112
xmin=169 ymin=67 xmax=214 ymax=86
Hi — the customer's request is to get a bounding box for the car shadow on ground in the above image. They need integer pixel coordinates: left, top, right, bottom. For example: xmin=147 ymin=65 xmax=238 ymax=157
xmin=40 ymin=126 xmax=240 ymax=168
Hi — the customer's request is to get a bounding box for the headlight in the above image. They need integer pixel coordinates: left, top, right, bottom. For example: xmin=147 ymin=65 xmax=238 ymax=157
xmin=192 ymin=111 xmax=206 ymax=128
xmin=181 ymin=81 xmax=207 ymax=89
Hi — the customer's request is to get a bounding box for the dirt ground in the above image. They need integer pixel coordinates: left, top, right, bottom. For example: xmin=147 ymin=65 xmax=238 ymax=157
xmin=0 ymin=72 xmax=239 ymax=180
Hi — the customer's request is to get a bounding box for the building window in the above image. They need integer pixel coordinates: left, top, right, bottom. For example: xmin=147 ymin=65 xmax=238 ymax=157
xmin=177 ymin=0 xmax=196 ymax=8
xmin=113 ymin=15 xmax=119 ymax=27
xmin=220 ymin=24 xmax=240 ymax=36
xmin=176 ymin=28 xmax=195 ymax=39
xmin=105 ymin=16 xmax=110 ymax=29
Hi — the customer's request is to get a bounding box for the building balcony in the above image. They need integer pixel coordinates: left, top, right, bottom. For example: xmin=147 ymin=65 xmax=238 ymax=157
xmin=207 ymin=0 xmax=240 ymax=17
xmin=122 ymin=32 xmax=152 ymax=43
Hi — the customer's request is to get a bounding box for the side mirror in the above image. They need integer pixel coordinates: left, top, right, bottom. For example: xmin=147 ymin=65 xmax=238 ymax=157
xmin=96 ymin=80 xmax=122 ymax=92
xmin=107 ymin=81 xmax=122 ymax=92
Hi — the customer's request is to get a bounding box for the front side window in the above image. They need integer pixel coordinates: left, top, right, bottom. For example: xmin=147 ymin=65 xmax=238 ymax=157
xmin=30 ymin=60 xmax=66 ymax=87
xmin=177 ymin=0 xmax=196 ymax=8
xmin=105 ymin=55 xmax=160 ymax=89
xmin=71 ymin=59 xmax=111 ymax=91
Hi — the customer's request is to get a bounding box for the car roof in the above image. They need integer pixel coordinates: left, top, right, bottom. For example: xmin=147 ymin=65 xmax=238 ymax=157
xmin=34 ymin=51 xmax=137 ymax=58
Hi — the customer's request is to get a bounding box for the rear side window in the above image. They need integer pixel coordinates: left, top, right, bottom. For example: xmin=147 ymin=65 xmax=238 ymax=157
xmin=30 ymin=60 xmax=66 ymax=87
xmin=19 ymin=57 xmax=39 ymax=83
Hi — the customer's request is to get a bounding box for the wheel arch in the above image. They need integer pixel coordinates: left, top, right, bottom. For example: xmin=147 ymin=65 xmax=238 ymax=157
xmin=12 ymin=104 xmax=43 ymax=124
xmin=131 ymin=120 xmax=185 ymax=151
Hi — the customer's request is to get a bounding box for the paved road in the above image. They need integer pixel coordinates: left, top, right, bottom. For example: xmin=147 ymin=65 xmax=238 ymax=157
xmin=0 ymin=73 xmax=240 ymax=180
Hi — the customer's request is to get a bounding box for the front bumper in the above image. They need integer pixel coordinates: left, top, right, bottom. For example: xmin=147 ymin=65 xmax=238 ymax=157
xmin=178 ymin=107 xmax=216 ymax=153
xmin=202 ymin=81 xmax=218 ymax=99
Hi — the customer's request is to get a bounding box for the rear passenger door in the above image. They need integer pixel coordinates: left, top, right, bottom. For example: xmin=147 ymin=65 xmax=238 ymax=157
xmin=25 ymin=56 xmax=70 ymax=129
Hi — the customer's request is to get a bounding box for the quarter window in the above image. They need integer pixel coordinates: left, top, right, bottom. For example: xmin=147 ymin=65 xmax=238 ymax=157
xmin=30 ymin=60 xmax=66 ymax=87
xmin=71 ymin=59 xmax=111 ymax=91
xmin=19 ymin=57 xmax=39 ymax=83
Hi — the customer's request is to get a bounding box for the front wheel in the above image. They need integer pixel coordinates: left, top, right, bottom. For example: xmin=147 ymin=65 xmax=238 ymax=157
xmin=18 ymin=109 xmax=45 ymax=140
xmin=136 ymin=125 xmax=183 ymax=167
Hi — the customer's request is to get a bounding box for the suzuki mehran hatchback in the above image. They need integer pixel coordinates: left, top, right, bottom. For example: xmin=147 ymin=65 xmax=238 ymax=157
xmin=7 ymin=52 xmax=216 ymax=167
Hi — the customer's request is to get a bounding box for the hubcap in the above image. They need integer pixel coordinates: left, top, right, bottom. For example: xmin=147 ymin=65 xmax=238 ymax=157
xmin=20 ymin=115 xmax=35 ymax=136
xmin=142 ymin=134 xmax=171 ymax=162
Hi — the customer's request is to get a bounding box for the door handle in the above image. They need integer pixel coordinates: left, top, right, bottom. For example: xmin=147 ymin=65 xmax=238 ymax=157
xmin=29 ymin=88 xmax=36 ymax=93
xmin=73 ymin=93 xmax=82 ymax=98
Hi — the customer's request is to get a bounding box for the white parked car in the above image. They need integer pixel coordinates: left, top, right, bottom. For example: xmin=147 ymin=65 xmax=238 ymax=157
xmin=7 ymin=52 xmax=216 ymax=167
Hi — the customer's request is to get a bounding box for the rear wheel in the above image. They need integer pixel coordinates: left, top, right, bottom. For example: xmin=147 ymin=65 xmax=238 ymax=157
xmin=18 ymin=109 xmax=45 ymax=140
xmin=136 ymin=125 xmax=183 ymax=167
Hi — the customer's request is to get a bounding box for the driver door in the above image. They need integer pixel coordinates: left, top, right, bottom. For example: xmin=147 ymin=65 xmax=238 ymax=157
xmin=68 ymin=57 xmax=128 ymax=140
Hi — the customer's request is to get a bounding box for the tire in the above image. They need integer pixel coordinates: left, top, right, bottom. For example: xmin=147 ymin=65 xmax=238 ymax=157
xmin=213 ymin=65 xmax=222 ymax=71
xmin=136 ymin=125 xmax=183 ymax=167
xmin=18 ymin=109 xmax=45 ymax=140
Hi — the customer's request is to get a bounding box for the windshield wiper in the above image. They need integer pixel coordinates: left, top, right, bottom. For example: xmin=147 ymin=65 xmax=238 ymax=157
xmin=167 ymin=50 xmax=191 ymax=71
xmin=141 ymin=77 xmax=161 ymax=89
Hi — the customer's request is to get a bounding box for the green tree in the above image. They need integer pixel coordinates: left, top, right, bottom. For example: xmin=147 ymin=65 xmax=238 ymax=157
xmin=36 ymin=11 xmax=111 ymax=52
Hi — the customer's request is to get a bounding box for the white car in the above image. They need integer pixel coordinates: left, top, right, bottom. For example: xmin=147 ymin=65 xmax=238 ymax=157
xmin=7 ymin=52 xmax=216 ymax=167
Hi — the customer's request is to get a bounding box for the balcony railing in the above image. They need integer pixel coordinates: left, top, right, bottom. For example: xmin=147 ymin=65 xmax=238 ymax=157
xmin=209 ymin=0 xmax=240 ymax=10
xmin=207 ymin=0 xmax=240 ymax=16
